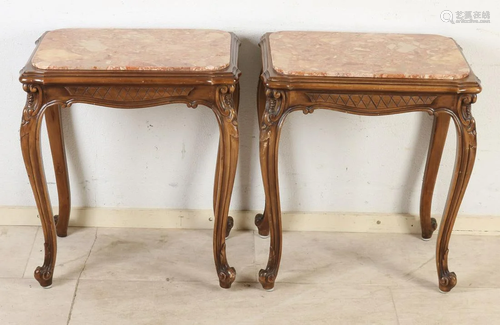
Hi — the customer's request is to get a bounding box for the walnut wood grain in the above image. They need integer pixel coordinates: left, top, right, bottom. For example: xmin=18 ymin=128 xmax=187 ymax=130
xmin=20 ymin=84 xmax=57 ymax=287
xmin=45 ymin=104 xmax=71 ymax=237
xmin=20 ymin=31 xmax=241 ymax=289
xmin=254 ymin=78 xmax=270 ymax=238
xmin=257 ymin=83 xmax=285 ymax=290
xmin=420 ymin=113 xmax=451 ymax=240
xmin=256 ymin=32 xmax=481 ymax=292
xmin=212 ymin=85 xmax=239 ymax=288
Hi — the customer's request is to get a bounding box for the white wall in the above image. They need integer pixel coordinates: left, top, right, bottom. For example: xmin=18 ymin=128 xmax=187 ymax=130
xmin=0 ymin=0 xmax=499 ymax=216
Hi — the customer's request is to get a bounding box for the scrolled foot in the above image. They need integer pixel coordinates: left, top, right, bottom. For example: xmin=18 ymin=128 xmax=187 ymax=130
xmin=225 ymin=216 xmax=234 ymax=239
xmin=439 ymin=271 xmax=457 ymax=293
xmin=255 ymin=213 xmax=270 ymax=238
xmin=431 ymin=218 xmax=438 ymax=230
xmin=218 ymin=267 xmax=236 ymax=289
xmin=54 ymin=215 xmax=68 ymax=238
xmin=259 ymin=268 xmax=276 ymax=291
xmin=34 ymin=266 xmax=53 ymax=288
xmin=422 ymin=218 xmax=438 ymax=240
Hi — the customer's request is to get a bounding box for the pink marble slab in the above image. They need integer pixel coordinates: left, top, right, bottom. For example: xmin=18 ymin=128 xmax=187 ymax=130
xmin=269 ymin=31 xmax=471 ymax=79
xmin=32 ymin=29 xmax=232 ymax=72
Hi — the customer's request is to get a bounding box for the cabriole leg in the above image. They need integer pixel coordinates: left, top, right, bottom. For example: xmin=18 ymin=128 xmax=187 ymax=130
xmin=436 ymin=95 xmax=477 ymax=292
xmin=420 ymin=113 xmax=451 ymax=240
xmin=255 ymin=78 xmax=270 ymax=238
xmin=45 ymin=104 xmax=71 ymax=237
xmin=258 ymin=88 xmax=286 ymax=291
xmin=212 ymin=85 xmax=239 ymax=288
xmin=20 ymin=85 xmax=57 ymax=288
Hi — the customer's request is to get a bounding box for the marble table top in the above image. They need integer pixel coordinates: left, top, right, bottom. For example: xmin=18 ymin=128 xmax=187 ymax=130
xmin=268 ymin=31 xmax=471 ymax=79
xmin=31 ymin=29 xmax=232 ymax=72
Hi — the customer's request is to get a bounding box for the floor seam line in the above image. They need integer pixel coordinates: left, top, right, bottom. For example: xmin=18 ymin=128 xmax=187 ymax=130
xmin=389 ymin=287 xmax=401 ymax=325
xmin=406 ymin=256 xmax=434 ymax=277
xmin=22 ymin=227 xmax=39 ymax=278
xmin=66 ymin=227 xmax=98 ymax=325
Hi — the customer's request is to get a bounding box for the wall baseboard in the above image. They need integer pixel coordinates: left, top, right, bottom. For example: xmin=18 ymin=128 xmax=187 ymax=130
xmin=1 ymin=207 xmax=499 ymax=236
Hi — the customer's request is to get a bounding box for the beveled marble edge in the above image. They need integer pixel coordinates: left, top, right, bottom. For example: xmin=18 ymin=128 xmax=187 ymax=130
xmin=258 ymin=33 xmax=481 ymax=94
xmin=20 ymin=31 xmax=241 ymax=85
xmin=31 ymin=28 xmax=233 ymax=72
xmin=267 ymin=31 xmax=471 ymax=80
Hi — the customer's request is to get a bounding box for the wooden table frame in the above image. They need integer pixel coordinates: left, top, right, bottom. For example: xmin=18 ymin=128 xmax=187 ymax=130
xmin=255 ymin=33 xmax=481 ymax=292
xmin=19 ymin=32 xmax=241 ymax=289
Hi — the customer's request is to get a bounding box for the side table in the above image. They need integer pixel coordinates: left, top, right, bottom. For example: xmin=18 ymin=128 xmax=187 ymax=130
xmin=255 ymin=31 xmax=481 ymax=292
xmin=20 ymin=29 xmax=241 ymax=288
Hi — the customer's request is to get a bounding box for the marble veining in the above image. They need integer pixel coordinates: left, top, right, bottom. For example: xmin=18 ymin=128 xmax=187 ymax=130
xmin=269 ymin=31 xmax=471 ymax=79
xmin=32 ymin=29 xmax=232 ymax=71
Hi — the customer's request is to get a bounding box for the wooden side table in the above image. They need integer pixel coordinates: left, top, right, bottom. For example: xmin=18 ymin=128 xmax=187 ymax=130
xmin=20 ymin=29 xmax=241 ymax=289
xmin=255 ymin=31 xmax=481 ymax=292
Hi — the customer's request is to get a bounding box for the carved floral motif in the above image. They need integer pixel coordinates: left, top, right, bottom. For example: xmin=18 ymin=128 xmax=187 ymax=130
xmin=21 ymin=84 xmax=42 ymax=126
xmin=215 ymin=85 xmax=238 ymax=138
xmin=260 ymin=90 xmax=285 ymax=141
xmin=458 ymin=94 xmax=477 ymax=136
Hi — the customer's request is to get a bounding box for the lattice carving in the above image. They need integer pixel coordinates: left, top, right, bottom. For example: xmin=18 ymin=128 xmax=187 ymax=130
xmin=65 ymin=86 xmax=193 ymax=101
xmin=307 ymin=93 xmax=437 ymax=109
